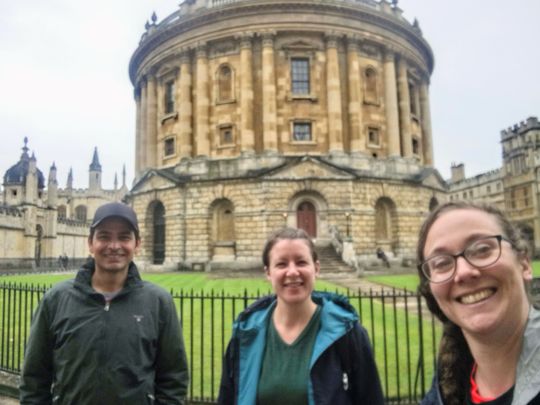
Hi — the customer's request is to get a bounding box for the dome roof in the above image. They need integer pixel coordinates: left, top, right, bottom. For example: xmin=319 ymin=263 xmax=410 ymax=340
xmin=3 ymin=138 xmax=45 ymax=190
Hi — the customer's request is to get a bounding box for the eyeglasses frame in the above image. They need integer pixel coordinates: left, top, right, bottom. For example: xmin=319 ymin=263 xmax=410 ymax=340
xmin=418 ymin=235 xmax=515 ymax=284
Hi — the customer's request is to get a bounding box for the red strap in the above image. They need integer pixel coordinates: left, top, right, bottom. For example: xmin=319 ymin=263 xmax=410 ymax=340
xmin=470 ymin=363 xmax=496 ymax=403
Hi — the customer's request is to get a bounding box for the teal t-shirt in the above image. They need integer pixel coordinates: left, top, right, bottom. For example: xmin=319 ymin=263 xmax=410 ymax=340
xmin=257 ymin=306 xmax=322 ymax=405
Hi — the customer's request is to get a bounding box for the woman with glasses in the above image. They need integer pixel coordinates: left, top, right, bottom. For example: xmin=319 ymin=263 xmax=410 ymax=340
xmin=417 ymin=202 xmax=540 ymax=405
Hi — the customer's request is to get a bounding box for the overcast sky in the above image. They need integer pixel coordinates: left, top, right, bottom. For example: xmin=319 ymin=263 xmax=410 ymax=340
xmin=1 ymin=0 xmax=539 ymax=189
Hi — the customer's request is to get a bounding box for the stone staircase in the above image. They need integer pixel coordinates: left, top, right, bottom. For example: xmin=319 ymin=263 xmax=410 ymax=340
xmin=315 ymin=244 xmax=355 ymax=275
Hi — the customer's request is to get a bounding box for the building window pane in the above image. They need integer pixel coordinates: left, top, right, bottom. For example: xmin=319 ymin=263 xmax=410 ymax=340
xmin=164 ymin=138 xmax=175 ymax=156
xmin=220 ymin=125 xmax=234 ymax=145
xmin=293 ymin=122 xmax=312 ymax=141
xmin=368 ymin=127 xmax=380 ymax=146
xmin=218 ymin=65 xmax=232 ymax=101
xmin=291 ymin=58 xmax=310 ymax=94
xmin=165 ymin=81 xmax=175 ymax=114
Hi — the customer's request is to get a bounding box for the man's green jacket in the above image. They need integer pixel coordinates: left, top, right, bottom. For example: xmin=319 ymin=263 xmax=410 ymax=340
xmin=19 ymin=260 xmax=189 ymax=404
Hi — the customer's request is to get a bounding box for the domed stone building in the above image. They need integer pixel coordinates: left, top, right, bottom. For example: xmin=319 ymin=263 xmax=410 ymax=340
xmin=128 ymin=0 xmax=446 ymax=270
xmin=0 ymin=139 xmax=128 ymax=268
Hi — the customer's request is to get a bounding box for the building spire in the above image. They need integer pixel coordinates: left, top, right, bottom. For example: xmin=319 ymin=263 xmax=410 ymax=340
xmin=89 ymin=147 xmax=102 ymax=172
xmin=114 ymin=172 xmax=118 ymax=190
xmin=21 ymin=137 xmax=30 ymax=159
xmin=67 ymin=167 xmax=73 ymax=189
xmin=122 ymin=164 xmax=126 ymax=187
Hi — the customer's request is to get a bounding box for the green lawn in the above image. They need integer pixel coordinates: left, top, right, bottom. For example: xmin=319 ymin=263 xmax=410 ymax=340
xmin=0 ymin=271 xmax=439 ymax=401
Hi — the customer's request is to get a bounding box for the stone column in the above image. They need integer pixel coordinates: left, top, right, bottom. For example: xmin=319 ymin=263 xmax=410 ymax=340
xmin=146 ymin=74 xmax=158 ymax=168
xmin=261 ymin=32 xmax=278 ymax=153
xmin=397 ymin=56 xmax=412 ymax=157
xmin=179 ymin=51 xmax=193 ymax=158
xmin=419 ymin=79 xmax=434 ymax=166
xmin=346 ymin=37 xmax=364 ymax=153
xmin=383 ymin=49 xmax=400 ymax=157
xmin=139 ymin=80 xmax=148 ymax=171
xmin=239 ymin=34 xmax=255 ymax=154
xmin=134 ymin=85 xmax=142 ymax=176
xmin=326 ymin=34 xmax=344 ymax=153
xmin=195 ymin=43 xmax=210 ymax=156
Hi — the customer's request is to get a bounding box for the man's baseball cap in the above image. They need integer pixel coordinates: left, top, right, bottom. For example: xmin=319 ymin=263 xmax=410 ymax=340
xmin=90 ymin=202 xmax=139 ymax=235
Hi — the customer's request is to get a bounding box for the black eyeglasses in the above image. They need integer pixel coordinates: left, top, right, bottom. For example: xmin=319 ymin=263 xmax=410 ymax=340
xmin=419 ymin=235 xmax=513 ymax=284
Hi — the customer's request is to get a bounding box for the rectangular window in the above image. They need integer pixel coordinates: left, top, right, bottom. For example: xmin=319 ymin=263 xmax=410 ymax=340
xmin=292 ymin=122 xmax=312 ymax=141
xmin=291 ymin=58 xmax=310 ymax=94
xmin=368 ymin=128 xmax=380 ymax=146
xmin=220 ymin=125 xmax=234 ymax=146
xmin=165 ymin=81 xmax=175 ymax=114
xmin=164 ymin=138 xmax=175 ymax=157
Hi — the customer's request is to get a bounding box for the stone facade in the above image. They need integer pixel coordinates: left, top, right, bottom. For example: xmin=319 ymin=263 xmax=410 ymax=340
xmin=0 ymin=139 xmax=127 ymax=268
xmin=127 ymin=0 xmax=445 ymax=270
xmin=448 ymin=117 xmax=540 ymax=255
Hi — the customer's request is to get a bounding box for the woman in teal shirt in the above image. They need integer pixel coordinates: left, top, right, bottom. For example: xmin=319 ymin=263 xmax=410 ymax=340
xmin=218 ymin=227 xmax=383 ymax=405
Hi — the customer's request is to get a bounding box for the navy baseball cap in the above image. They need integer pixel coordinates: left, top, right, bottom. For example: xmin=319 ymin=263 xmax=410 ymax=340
xmin=90 ymin=202 xmax=139 ymax=235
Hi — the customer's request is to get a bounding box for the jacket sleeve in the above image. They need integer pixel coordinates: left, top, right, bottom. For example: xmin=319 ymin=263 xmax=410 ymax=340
xmin=154 ymin=294 xmax=189 ymax=405
xmin=19 ymin=297 xmax=54 ymax=405
xmin=217 ymin=337 xmax=237 ymax=405
xmin=349 ymin=323 xmax=385 ymax=405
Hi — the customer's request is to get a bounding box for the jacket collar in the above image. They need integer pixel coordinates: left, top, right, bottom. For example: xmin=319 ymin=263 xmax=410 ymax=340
xmin=513 ymin=307 xmax=540 ymax=404
xmin=74 ymin=259 xmax=142 ymax=296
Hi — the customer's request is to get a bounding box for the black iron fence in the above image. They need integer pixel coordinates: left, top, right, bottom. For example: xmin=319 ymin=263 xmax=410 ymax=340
xmin=0 ymin=283 xmax=441 ymax=404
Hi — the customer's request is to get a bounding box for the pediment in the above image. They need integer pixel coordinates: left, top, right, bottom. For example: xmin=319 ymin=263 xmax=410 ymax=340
xmin=282 ymin=40 xmax=318 ymax=51
xmin=264 ymin=157 xmax=355 ymax=180
xmin=421 ymin=171 xmax=446 ymax=189
xmin=131 ymin=170 xmax=178 ymax=194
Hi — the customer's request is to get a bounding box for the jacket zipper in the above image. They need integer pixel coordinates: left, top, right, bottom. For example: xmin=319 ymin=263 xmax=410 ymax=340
xmin=104 ymin=301 xmax=110 ymax=311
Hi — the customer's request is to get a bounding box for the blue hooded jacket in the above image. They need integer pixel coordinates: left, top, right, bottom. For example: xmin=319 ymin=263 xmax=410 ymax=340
xmin=218 ymin=291 xmax=384 ymax=405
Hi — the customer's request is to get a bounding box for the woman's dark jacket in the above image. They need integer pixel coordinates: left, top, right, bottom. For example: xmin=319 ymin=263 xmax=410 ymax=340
xmin=19 ymin=260 xmax=189 ymax=405
xmin=217 ymin=291 xmax=384 ymax=405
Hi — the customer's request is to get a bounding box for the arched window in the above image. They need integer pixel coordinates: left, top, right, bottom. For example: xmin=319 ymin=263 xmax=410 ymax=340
xmin=57 ymin=205 xmax=67 ymax=219
xmin=75 ymin=205 xmax=87 ymax=222
xmin=429 ymin=197 xmax=439 ymax=211
xmin=211 ymin=199 xmax=236 ymax=260
xmin=218 ymin=65 xmax=233 ymax=102
xmin=364 ymin=67 xmax=378 ymax=104
xmin=212 ymin=199 xmax=235 ymax=242
xmin=375 ymin=198 xmax=395 ymax=241
xmin=152 ymin=202 xmax=166 ymax=265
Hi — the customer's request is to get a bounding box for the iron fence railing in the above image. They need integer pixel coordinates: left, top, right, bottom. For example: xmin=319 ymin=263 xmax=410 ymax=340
xmin=0 ymin=283 xmax=441 ymax=404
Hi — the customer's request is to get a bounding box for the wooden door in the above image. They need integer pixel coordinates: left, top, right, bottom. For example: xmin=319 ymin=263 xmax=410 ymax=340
xmin=297 ymin=201 xmax=316 ymax=237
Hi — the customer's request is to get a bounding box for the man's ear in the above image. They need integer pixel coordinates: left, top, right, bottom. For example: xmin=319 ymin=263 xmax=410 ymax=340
xmin=264 ymin=266 xmax=271 ymax=281
xmin=314 ymin=260 xmax=321 ymax=277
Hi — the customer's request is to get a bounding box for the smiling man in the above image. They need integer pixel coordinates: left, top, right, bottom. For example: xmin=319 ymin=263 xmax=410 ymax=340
xmin=20 ymin=202 xmax=189 ymax=405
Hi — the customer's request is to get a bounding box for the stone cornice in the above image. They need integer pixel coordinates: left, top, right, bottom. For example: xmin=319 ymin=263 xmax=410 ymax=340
xmin=129 ymin=0 xmax=434 ymax=84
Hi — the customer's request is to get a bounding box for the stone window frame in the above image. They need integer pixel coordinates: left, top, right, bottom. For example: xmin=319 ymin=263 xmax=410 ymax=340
xmin=215 ymin=63 xmax=236 ymax=105
xmin=283 ymin=47 xmax=318 ymax=102
xmin=363 ymin=65 xmax=380 ymax=106
xmin=412 ymin=135 xmax=421 ymax=156
xmin=366 ymin=125 xmax=381 ymax=148
xmin=163 ymin=136 xmax=176 ymax=159
xmin=217 ymin=124 xmax=236 ymax=148
xmin=408 ymin=80 xmax=419 ymax=119
xmin=289 ymin=119 xmax=316 ymax=144
xmin=157 ymin=68 xmax=179 ymax=124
